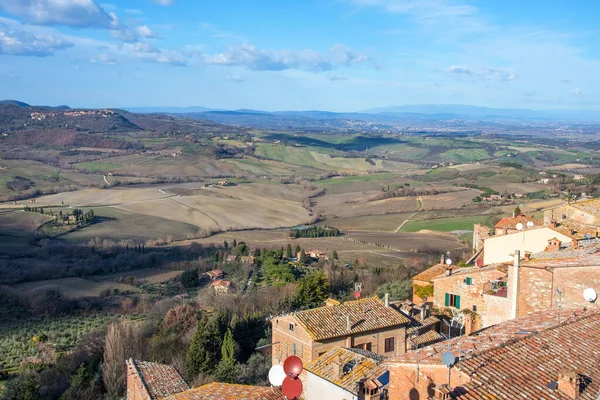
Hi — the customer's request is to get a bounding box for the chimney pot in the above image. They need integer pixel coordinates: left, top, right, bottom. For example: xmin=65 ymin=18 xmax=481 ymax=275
xmin=524 ymin=253 xmax=531 ymax=261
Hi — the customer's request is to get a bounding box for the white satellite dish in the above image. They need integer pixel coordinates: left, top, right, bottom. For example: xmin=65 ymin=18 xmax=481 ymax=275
xmin=268 ymin=364 xmax=286 ymax=387
xmin=446 ymin=258 xmax=452 ymax=266
xmin=516 ymin=223 xmax=524 ymax=231
xmin=441 ymin=351 xmax=456 ymax=367
xmin=526 ymin=221 xmax=534 ymax=228
xmin=584 ymin=288 xmax=597 ymax=303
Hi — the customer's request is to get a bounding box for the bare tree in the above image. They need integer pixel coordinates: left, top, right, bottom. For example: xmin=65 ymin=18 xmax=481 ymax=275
xmin=103 ymin=319 xmax=144 ymax=398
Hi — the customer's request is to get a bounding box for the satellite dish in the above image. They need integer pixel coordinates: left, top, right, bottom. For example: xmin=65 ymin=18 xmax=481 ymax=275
xmin=282 ymin=376 xmax=303 ymax=400
xmin=268 ymin=364 xmax=286 ymax=387
xmin=526 ymin=221 xmax=534 ymax=228
xmin=441 ymin=351 xmax=456 ymax=367
xmin=283 ymin=355 xmax=303 ymax=379
xmin=516 ymin=223 xmax=524 ymax=231
xmin=584 ymin=288 xmax=597 ymax=303
xmin=446 ymin=258 xmax=452 ymax=266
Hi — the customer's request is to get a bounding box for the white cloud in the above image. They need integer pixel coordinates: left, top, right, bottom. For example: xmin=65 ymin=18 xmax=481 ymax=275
xmin=111 ymin=25 xmax=158 ymax=43
xmin=572 ymin=88 xmax=582 ymax=95
xmin=204 ymin=43 xmax=369 ymax=71
xmin=128 ymin=42 xmax=190 ymax=66
xmin=0 ymin=0 xmax=119 ymax=28
xmin=0 ymin=21 xmax=72 ymax=56
xmin=447 ymin=65 xmax=517 ymax=81
xmin=224 ymin=74 xmax=244 ymax=83
xmin=154 ymin=0 xmax=174 ymax=5
xmin=90 ymin=53 xmax=116 ymax=64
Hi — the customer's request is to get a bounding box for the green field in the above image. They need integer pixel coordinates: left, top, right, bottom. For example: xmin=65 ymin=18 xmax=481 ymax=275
xmin=400 ymin=215 xmax=490 ymax=233
xmin=440 ymin=148 xmax=491 ymax=163
xmin=73 ymin=161 xmax=123 ymax=173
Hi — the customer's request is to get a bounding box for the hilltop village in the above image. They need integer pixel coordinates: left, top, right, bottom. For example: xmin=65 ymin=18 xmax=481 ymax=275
xmin=125 ymin=198 xmax=600 ymax=399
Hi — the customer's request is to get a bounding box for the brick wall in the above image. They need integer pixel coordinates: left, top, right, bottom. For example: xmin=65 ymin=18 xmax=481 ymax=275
xmin=544 ymin=204 xmax=600 ymax=226
xmin=517 ymin=267 xmax=553 ymax=316
xmin=433 ymin=268 xmax=507 ymax=315
xmin=472 ymin=224 xmax=490 ymax=252
xmin=554 ymin=266 xmax=600 ymax=309
xmin=481 ymin=294 xmax=511 ymax=327
xmin=271 ymin=315 xmax=314 ymax=367
xmin=388 ymin=363 xmax=469 ymax=400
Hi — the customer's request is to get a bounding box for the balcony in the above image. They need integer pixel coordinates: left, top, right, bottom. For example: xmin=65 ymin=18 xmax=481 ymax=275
xmin=483 ymin=280 xmax=508 ymax=298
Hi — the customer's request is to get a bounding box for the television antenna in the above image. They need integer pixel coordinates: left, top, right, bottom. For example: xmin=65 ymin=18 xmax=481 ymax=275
xmin=555 ymin=288 xmax=564 ymax=323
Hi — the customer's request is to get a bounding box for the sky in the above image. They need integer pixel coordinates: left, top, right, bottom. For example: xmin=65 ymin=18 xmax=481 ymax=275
xmin=0 ymin=0 xmax=599 ymax=111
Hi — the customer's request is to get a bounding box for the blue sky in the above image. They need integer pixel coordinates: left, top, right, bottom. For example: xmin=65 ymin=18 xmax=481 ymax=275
xmin=0 ymin=0 xmax=598 ymax=111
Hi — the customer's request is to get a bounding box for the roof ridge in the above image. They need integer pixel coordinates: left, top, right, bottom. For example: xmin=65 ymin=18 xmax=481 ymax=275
xmin=458 ymin=309 xmax=599 ymax=364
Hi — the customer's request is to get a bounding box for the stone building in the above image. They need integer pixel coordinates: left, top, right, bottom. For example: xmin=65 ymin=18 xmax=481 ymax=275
xmin=270 ymin=296 xmax=410 ymax=370
xmin=544 ymin=198 xmax=600 ymax=226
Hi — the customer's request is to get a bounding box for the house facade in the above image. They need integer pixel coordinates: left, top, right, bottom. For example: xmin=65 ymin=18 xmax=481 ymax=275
xmin=270 ymin=297 xmax=410 ymax=370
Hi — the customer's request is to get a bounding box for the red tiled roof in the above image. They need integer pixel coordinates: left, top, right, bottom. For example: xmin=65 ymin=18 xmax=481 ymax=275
xmin=412 ymin=264 xmax=446 ymax=283
xmin=292 ymin=296 xmax=410 ymax=341
xmin=211 ymin=280 xmax=232 ymax=287
xmin=494 ymin=214 xmax=542 ymax=230
xmin=389 ymin=307 xmax=594 ymax=366
xmin=163 ymin=383 xmax=285 ymax=400
xmin=130 ymin=359 xmax=190 ymax=399
xmin=454 ymin=312 xmax=600 ymax=399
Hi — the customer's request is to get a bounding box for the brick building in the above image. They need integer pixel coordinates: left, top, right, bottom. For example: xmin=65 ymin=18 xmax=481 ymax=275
xmin=270 ymin=296 xmax=410 ymax=369
xmin=387 ymin=308 xmax=600 ymax=400
xmin=126 ymin=359 xmax=284 ymax=400
xmin=493 ymin=213 xmax=542 ymax=236
xmin=411 ymin=261 xmax=446 ymax=304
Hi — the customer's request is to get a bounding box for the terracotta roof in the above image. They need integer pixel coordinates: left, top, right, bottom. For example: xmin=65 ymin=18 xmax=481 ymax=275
xmin=389 ymin=307 xmax=594 ymax=366
xmin=130 ymin=359 xmax=190 ymax=399
xmin=305 ymin=347 xmax=388 ymax=395
xmin=494 ymin=214 xmax=542 ymax=229
xmin=292 ymin=296 xmax=410 ymax=341
xmin=163 ymin=383 xmax=285 ymax=400
xmin=410 ymin=329 xmax=443 ymax=347
xmin=549 ymin=220 xmax=599 ymax=240
xmin=453 ymin=311 xmax=600 ymax=400
xmin=412 ymin=264 xmax=447 ymax=283
xmin=431 ymin=264 xmax=508 ymax=280
xmin=524 ymin=243 xmax=600 ymax=268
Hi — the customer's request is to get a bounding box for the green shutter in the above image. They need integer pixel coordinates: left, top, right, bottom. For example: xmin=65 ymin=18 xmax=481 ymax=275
xmin=466 ymin=277 xmax=471 ymax=285
xmin=445 ymin=293 xmax=450 ymax=307
xmin=456 ymin=295 xmax=461 ymax=309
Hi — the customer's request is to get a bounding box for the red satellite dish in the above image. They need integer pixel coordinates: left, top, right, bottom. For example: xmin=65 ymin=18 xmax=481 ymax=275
xmin=282 ymin=376 xmax=303 ymax=399
xmin=283 ymin=355 xmax=303 ymax=379
xmin=354 ymin=290 xmax=361 ymax=299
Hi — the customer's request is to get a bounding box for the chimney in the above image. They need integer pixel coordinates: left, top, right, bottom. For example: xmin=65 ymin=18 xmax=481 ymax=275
xmin=558 ymin=371 xmax=582 ymax=399
xmin=440 ymin=254 xmax=445 ymax=265
xmin=346 ymin=315 xmax=352 ymax=331
xmin=510 ymin=250 xmax=520 ymax=319
xmin=524 ymin=252 xmax=531 ymax=261
xmin=434 ymin=384 xmax=452 ymax=400
xmin=572 ymin=240 xmax=579 ymax=250
xmin=550 ymin=219 xmax=558 ymax=228
xmin=545 ymin=238 xmax=561 ymax=252
xmin=445 ymin=266 xmax=453 ymax=276
xmin=384 ymin=293 xmax=390 ymax=307
xmin=332 ymin=356 xmax=344 ymax=380
xmin=420 ymin=304 xmax=427 ymax=321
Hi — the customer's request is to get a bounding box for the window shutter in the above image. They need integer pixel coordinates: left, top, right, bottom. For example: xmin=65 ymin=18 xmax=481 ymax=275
xmin=466 ymin=277 xmax=471 ymax=285
xmin=445 ymin=293 xmax=449 ymax=307
xmin=456 ymin=295 xmax=461 ymax=309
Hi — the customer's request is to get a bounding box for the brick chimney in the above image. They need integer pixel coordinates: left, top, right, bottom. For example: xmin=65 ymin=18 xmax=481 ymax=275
xmin=550 ymin=219 xmax=558 ymax=228
xmin=545 ymin=238 xmax=561 ymax=252
xmin=445 ymin=266 xmax=453 ymax=276
xmin=524 ymin=252 xmax=532 ymax=261
xmin=434 ymin=384 xmax=452 ymax=400
xmin=558 ymin=370 xmax=582 ymax=399
xmin=572 ymin=240 xmax=579 ymax=250
xmin=331 ymin=356 xmax=344 ymax=380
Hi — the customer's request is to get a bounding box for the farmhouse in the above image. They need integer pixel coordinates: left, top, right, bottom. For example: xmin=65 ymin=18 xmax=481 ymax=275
xmin=270 ymin=296 xmax=410 ymax=371
xmin=304 ymin=347 xmax=389 ymax=400
xmin=211 ymin=280 xmax=233 ymax=295
xmin=126 ymin=359 xmax=284 ymax=399
xmin=387 ymin=307 xmax=600 ymax=400
xmin=240 ymin=255 xmax=256 ymax=265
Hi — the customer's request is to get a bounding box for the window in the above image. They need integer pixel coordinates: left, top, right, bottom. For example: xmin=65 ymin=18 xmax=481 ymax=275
xmin=354 ymin=342 xmax=372 ymax=351
xmin=289 ymin=323 xmax=294 ymax=331
xmin=473 ymin=305 xmax=477 ymax=312
xmin=444 ymin=293 xmax=461 ymax=309
xmin=384 ymin=337 xmax=395 ymax=352
xmin=465 ymin=277 xmax=475 ymax=285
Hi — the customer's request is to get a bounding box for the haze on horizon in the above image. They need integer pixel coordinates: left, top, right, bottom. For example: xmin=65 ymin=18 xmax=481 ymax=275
xmin=0 ymin=0 xmax=599 ymax=112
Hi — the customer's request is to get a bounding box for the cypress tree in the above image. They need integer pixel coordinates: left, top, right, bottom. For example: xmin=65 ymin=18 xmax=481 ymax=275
xmin=215 ymin=329 xmax=237 ymax=382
